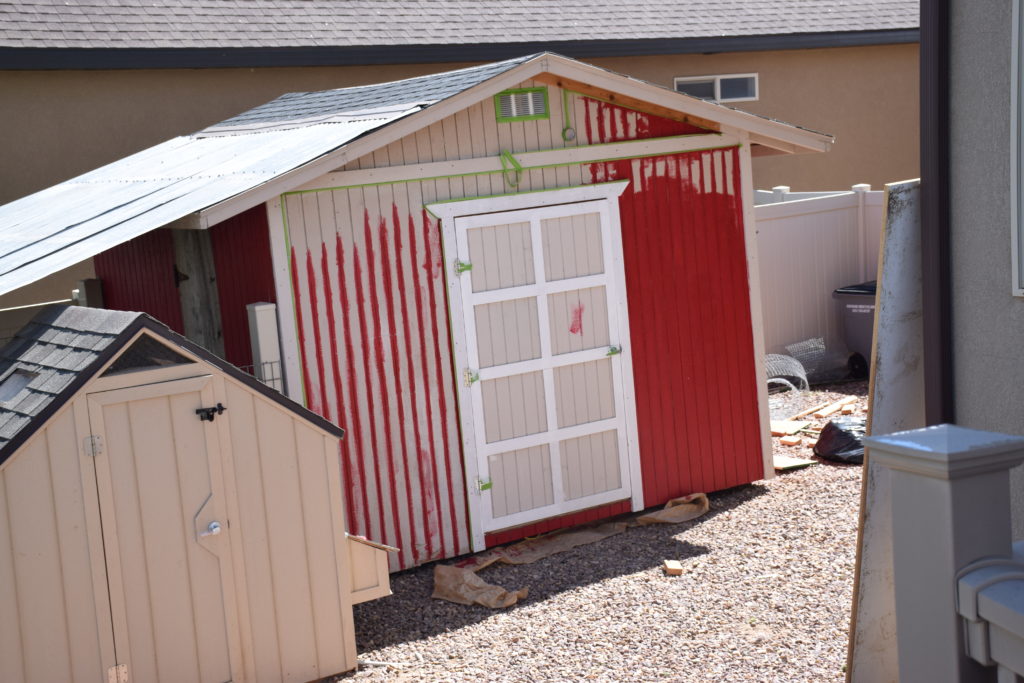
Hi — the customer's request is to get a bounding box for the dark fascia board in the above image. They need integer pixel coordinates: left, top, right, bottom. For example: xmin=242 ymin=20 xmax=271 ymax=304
xmin=0 ymin=29 xmax=920 ymax=70
xmin=0 ymin=314 xmax=344 ymax=468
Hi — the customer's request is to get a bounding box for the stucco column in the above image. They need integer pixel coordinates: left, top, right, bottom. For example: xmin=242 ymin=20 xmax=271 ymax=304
xmin=863 ymin=424 xmax=1024 ymax=683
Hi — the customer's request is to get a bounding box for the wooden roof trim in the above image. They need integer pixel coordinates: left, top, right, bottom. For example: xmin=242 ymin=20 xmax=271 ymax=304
xmin=531 ymin=72 xmax=721 ymax=132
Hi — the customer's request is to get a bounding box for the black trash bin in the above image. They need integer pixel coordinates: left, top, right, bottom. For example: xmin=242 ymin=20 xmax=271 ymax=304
xmin=832 ymin=280 xmax=876 ymax=368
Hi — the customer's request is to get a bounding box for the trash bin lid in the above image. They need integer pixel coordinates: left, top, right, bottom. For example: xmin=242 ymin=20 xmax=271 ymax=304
xmin=833 ymin=280 xmax=877 ymax=296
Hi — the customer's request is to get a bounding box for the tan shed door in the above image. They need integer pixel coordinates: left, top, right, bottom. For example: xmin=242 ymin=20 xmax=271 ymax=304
xmin=87 ymin=375 xmax=241 ymax=683
xmin=449 ymin=198 xmax=638 ymax=537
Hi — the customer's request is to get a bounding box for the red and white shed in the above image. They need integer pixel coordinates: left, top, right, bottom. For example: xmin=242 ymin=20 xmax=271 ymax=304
xmin=0 ymin=53 xmax=832 ymax=570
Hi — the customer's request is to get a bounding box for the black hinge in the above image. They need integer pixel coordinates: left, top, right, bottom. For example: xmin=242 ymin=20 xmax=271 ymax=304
xmin=196 ymin=403 xmax=226 ymax=422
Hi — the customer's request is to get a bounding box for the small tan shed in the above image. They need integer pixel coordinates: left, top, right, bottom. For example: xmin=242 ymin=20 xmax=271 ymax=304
xmin=0 ymin=305 xmax=393 ymax=683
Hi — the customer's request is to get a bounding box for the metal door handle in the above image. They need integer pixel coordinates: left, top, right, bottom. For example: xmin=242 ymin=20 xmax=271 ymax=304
xmin=200 ymin=521 xmax=222 ymax=538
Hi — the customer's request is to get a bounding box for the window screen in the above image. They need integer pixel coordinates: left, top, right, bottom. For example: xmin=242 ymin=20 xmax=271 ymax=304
xmin=103 ymin=335 xmax=194 ymax=375
xmin=675 ymin=79 xmax=716 ymax=100
xmin=720 ymin=76 xmax=757 ymax=101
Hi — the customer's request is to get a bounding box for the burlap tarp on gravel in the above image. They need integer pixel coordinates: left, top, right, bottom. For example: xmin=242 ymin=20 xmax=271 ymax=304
xmin=432 ymin=493 xmax=709 ymax=608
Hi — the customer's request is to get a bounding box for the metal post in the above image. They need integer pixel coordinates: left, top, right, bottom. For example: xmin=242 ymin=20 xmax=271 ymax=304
xmin=864 ymin=424 xmax=1024 ymax=683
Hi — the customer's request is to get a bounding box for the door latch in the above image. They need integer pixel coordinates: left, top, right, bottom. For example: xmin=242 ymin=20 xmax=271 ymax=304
xmin=475 ymin=478 xmax=492 ymax=492
xmin=196 ymin=403 xmax=226 ymax=422
xmin=606 ymin=345 xmax=622 ymax=356
xmin=454 ymin=260 xmax=473 ymax=275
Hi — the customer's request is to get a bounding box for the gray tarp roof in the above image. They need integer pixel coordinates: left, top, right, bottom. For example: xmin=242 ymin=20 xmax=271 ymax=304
xmin=0 ymin=56 xmax=532 ymax=297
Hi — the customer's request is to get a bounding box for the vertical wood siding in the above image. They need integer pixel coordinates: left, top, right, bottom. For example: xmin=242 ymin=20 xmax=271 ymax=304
xmin=286 ymin=85 xmax=759 ymax=565
xmin=209 ymin=206 xmax=277 ymax=368
xmin=94 ymin=206 xmax=276 ymax=370
xmin=0 ymin=409 xmax=104 ymax=683
xmin=94 ymin=229 xmax=185 ymax=334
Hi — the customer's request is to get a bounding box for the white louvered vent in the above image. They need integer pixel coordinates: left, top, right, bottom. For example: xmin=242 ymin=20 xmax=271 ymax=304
xmin=497 ymin=89 xmax=547 ymax=120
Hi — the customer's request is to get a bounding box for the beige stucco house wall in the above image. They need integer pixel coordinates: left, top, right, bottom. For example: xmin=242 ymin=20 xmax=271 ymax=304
xmin=947 ymin=0 xmax=1024 ymax=538
xmin=0 ymin=42 xmax=918 ymax=207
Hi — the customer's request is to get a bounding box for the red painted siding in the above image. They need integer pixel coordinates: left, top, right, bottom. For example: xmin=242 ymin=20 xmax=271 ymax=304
xmin=592 ymin=148 xmax=763 ymax=504
xmin=286 ymin=190 xmax=468 ymax=571
xmin=209 ymin=206 xmax=277 ymax=368
xmin=93 ymin=229 xmax=184 ymax=333
xmin=579 ymin=96 xmax=763 ymax=504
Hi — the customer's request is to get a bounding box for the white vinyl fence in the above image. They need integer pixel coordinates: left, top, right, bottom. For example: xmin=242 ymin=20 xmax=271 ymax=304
xmin=754 ymin=184 xmax=884 ymax=354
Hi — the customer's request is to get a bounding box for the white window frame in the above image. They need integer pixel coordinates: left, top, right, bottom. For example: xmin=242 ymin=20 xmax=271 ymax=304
xmin=1012 ymin=0 xmax=1024 ymax=295
xmin=673 ymin=73 xmax=759 ymax=103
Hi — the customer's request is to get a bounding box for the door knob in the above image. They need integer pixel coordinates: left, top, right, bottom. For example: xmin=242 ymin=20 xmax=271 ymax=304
xmin=200 ymin=521 xmax=222 ymax=538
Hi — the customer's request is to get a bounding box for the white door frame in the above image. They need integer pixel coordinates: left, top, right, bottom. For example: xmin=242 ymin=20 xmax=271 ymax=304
xmin=428 ymin=181 xmax=642 ymax=551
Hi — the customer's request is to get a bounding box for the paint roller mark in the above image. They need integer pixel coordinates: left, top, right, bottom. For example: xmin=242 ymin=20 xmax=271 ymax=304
xmin=569 ymin=303 xmax=585 ymax=335
xmin=424 ymin=216 xmax=443 ymax=279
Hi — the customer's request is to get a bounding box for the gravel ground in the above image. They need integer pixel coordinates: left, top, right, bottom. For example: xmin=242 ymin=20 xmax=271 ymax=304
xmin=343 ymin=383 xmax=866 ymax=682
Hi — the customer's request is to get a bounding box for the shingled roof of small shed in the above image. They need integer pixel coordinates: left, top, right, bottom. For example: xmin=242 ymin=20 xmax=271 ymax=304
xmin=0 ymin=1 xmax=920 ymax=50
xmin=0 ymin=305 xmax=344 ymax=466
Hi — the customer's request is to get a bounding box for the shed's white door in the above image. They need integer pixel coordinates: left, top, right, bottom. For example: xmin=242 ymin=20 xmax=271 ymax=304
xmin=448 ymin=197 xmax=638 ymax=539
xmin=87 ymin=375 xmax=242 ymax=683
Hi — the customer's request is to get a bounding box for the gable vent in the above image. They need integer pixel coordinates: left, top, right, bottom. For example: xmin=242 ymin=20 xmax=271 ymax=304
xmin=496 ymin=88 xmax=548 ymax=122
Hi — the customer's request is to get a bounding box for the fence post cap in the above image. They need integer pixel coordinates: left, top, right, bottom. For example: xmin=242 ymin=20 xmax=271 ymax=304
xmin=864 ymin=424 xmax=1024 ymax=479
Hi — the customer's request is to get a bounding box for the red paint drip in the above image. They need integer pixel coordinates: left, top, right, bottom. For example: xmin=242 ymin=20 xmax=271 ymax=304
xmin=391 ymin=204 xmax=440 ymax=561
xmin=352 ymin=220 xmax=393 ymax=555
xmin=409 ymin=210 xmax=448 ymax=559
xmin=569 ymin=303 xmax=585 ymax=335
xmin=335 ymin=234 xmax=371 ymax=538
xmin=322 ymin=240 xmax=359 ymax=535
xmin=290 ymin=247 xmax=317 ymax=416
xmin=364 ymin=211 xmax=409 ymax=565
xmin=306 ymin=250 xmax=330 ymax=421
xmin=378 ymin=211 xmax=422 ymax=565
xmin=423 ymin=208 xmax=464 ymax=556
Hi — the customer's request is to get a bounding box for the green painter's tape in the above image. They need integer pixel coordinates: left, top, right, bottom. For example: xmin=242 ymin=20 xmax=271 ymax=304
xmin=282 ymin=142 xmax=739 ymax=200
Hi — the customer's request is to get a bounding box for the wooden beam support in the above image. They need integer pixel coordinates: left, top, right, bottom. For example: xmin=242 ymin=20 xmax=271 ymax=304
xmin=532 ymin=72 xmax=722 ymax=133
xmin=172 ymin=229 xmax=225 ymax=358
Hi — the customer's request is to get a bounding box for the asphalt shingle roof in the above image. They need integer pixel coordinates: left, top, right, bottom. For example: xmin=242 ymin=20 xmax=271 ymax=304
xmin=0 ymin=305 xmax=345 ymax=464
xmin=208 ymin=55 xmax=535 ymax=129
xmin=0 ymin=306 xmax=139 ymax=453
xmin=0 ymin=1 xmax=920 ymax=50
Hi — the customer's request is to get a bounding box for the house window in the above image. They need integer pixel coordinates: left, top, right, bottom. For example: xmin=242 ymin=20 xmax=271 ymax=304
xmin=495 ymin=88 xmax=549 ymax=122
xmin=674 ymin=74 xmax=758 ymax=103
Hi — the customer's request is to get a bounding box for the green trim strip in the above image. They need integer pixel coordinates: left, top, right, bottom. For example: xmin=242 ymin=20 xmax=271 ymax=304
xmin=281 ymin=141 xmax=740 ymax=198
xmin=494 ymin=86 xmax=550 ymax=123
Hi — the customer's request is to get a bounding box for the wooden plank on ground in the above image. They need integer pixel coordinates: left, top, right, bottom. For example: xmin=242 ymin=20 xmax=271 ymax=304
xmin=813 ymin=396 xmax=859 ymax=418
xmin=773 ymin=455 xmax=816 ymax=471
xmin=770 ymin=420 xmax=810 ymax=436
xmin=663 ymin=560 xmax=683 ymax=576
xmin=779 ymin=435 xmax=802 ymax=447
xmin=788 ymin=401 xmax=831 ymax=421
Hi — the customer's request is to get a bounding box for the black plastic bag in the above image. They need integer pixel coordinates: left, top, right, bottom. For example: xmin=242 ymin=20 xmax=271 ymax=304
xmin=813 ymin=416 xmax=867 ymax=464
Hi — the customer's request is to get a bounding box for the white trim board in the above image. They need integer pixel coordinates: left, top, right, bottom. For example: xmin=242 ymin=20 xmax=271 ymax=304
xmin=293 ymin=134 xmax=737 ymax=193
